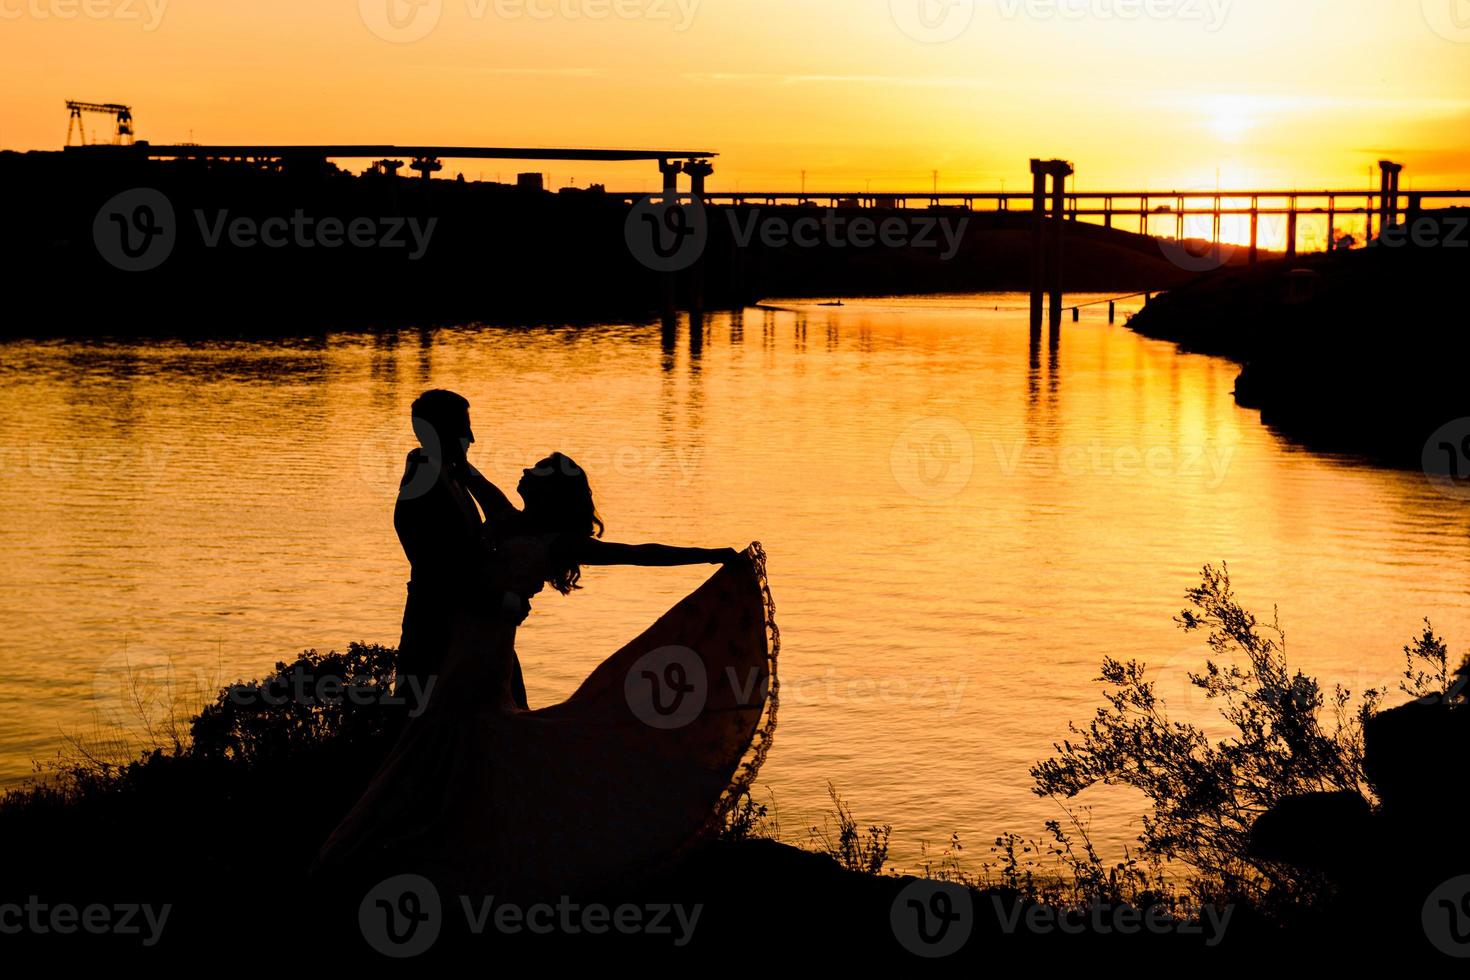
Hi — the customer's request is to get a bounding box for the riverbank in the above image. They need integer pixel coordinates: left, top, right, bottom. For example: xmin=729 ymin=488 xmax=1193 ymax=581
xmin=4 ymin=622 xmax=1465 ymax=965
xmin=1126 ymin=210 xmax=1470 ymax=466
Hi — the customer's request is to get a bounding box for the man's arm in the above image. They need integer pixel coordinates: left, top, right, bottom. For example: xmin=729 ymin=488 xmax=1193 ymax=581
xmin=462 ymin=463 xmax=520 ymax=524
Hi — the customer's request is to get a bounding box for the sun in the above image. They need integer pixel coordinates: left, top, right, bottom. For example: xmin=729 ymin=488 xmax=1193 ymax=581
xmin=1206 ymin=98 xmax=1259 ymax=144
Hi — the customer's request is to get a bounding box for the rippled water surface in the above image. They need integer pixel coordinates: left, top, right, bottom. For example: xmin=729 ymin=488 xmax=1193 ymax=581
xmin=3 ymin=295 xmax=1467 ymax=867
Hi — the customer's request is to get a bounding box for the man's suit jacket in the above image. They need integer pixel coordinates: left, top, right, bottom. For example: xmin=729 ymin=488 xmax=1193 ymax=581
xmin=393 ymin=449 xmax=527 ymax=710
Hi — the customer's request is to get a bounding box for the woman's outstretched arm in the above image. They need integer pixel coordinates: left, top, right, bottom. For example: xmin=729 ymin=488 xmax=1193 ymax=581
xmin=574 ymin=539 xmax=740 ymax=567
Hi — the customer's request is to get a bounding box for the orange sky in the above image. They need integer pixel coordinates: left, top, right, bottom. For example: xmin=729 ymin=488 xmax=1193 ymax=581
xmin=4 ymin=0 xmax=1469 ymax=192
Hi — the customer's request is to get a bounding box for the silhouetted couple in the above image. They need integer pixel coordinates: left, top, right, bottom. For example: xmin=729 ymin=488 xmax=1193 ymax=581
xmin=315 ymin=390 xmax=778 ymax=899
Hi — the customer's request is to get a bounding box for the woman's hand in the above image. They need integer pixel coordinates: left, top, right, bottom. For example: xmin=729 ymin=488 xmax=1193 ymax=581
xmin=712 ymin=547 xmax=743 ymax=565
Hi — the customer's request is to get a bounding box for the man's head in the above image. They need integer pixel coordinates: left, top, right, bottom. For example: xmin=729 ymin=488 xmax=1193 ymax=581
xmin=411 ymin=389 xmax=473 ymax=463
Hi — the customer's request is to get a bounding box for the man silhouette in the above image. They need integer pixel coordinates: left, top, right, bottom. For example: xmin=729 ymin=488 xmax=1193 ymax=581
xmin=394 ymin=389 xmax=528 ymax=714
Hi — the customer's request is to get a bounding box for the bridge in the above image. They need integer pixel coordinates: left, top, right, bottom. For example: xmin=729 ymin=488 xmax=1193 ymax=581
xmin=609 ymin=158 xmax=1470 ymax=329
xmin=66 ymin=140 xmax=718 ymax=182
xmin=67 ymin=139 xmax=1470 ymax=326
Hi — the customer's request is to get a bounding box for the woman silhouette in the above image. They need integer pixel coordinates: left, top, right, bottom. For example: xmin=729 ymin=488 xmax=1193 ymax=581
xmin=315 ymin=453 xmax=778 ymax=899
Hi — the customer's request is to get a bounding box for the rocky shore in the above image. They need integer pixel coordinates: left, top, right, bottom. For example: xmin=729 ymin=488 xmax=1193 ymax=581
xmin=1126 ymin=210 xmax=1470 ymax=467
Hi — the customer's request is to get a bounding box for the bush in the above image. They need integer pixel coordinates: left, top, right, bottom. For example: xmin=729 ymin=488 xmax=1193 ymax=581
xmin=1027 ymin=563 xmax=1465 ymax=914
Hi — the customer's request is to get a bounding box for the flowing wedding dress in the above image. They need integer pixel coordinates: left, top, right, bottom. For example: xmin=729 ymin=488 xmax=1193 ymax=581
xmin=315 ymin=540 xmax=778 ymax=899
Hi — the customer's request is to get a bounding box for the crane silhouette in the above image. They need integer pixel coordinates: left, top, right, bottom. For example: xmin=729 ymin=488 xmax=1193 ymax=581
xmin=66 ymin=101 xmax=134 ymax=147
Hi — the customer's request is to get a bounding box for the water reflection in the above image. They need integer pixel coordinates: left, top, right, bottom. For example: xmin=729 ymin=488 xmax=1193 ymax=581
xmin=2 ymin=295 xmax=1468 ymax=870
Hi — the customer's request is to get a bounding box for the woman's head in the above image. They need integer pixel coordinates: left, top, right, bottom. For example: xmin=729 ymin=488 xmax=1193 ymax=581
xmin=518 ymin=453 xmax=605 ymax=593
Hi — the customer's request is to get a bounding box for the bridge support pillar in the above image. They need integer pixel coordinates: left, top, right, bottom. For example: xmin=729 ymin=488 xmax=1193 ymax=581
xmin=1249 ymin=198 xmax=1260 ymax=265
xmin=683 ymin=159 xmax=715 ymax=315
xmin=409 ymin=156 xmax=442 ymax=181
xmin=1028 ymin=159 xmax=1073 ymax=330
xmin=1378 ymin=161 xmax=1404 ymax=237
xmin=1030 ymin=162 xmax=1047 ymax=333
xmin=658 ymin=158 xmax=684 ymax=320
xmin=1047 ymin=162 xmax=1072 ymax=329
xmin=659 ymin=157 xmax=682 ymax=196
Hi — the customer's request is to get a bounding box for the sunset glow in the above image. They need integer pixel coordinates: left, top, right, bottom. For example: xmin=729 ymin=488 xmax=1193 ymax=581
xmin=5 ymin=0 xmax=1469 ymax=193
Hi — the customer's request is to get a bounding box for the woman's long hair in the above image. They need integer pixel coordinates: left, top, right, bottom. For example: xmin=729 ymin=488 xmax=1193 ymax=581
xmin=520 ymin=452 xmax=605 ymax=595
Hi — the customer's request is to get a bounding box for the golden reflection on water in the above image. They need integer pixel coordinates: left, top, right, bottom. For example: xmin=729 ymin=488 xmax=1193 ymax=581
xmin=1 ymin=295 xmax=1467 ymax=867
